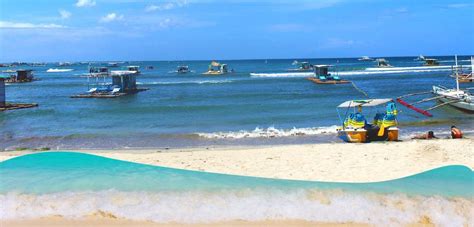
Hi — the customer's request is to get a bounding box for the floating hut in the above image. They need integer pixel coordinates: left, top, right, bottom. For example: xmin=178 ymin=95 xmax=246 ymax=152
xmin=71 ymin=67 xmax=148 ymax=98
xmin=0 ymin=75 xmax=38 ymax=111
xmin=307 ymin=65 xmax=350 ymax=84
xmin=3 ymin=69 xmax=35 ymax=83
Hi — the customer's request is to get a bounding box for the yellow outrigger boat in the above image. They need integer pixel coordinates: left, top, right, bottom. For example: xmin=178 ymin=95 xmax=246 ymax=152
xmin=336 ymin=99 xmax=399 ymax=143
xmin=203 ymin=61 xmax=229 ymax=75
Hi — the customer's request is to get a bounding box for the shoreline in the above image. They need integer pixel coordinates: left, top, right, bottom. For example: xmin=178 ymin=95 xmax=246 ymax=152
xmin=1 ymin=138 xmax=472 ymax=182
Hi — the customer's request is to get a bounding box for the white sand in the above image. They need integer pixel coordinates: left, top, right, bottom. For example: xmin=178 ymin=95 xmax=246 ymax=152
xmin=1 ymin=139 xmax=472 ymax=182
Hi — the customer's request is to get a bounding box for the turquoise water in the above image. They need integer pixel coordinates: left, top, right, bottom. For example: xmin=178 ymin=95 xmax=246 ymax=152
xmin=1 ymin=152 xmax=473 ymax=197
xmin=1 ymin=152 xmax=473 ymax=225
xmin=1 ymin=56 xmax=473 ymax=149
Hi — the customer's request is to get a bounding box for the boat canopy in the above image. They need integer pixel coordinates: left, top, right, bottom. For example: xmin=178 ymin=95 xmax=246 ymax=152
xmin=338 ymin=99 xmax=393 ymax=108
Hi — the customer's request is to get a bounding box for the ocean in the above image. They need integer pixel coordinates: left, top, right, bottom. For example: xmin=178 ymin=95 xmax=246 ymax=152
xmin=1 ymin=56 xmax=473 ymax=149
xmin=0 ymin=152 xmax=472 ymax=226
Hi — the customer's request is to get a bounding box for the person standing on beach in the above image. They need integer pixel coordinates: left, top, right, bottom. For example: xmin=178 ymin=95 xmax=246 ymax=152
xmin=451 ymin=126 xmax=463 ymax=139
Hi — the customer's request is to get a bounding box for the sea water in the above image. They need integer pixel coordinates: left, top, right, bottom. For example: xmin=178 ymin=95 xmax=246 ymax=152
xmin=1 ymin=56 xmax=473 ymax=149
xmin=0 ymin=152 xmax=473 ymax=226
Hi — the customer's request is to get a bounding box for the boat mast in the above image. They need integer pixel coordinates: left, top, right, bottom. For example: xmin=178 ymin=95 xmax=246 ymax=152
xmin=471 ymin=56 xmax=474 ymax=76
xmin=455 ymin=55 xmax=460 ymax=92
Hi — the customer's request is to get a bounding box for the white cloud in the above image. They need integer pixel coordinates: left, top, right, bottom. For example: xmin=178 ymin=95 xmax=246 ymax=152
xmin=447 ymin=3 xmax=473 ymax=8
xmin=0 ymin=21 xmax=66 ymax=29
xmin=100 ymin=13 xmax=124 ymax=23
xmin=145 ymin=0 xmax=189 ymax=12
xmin=59 ymin=9 xmax=72 ymax=19
xmin=394 ymin=7 xmax=408 ymax=13
xmin=268 ymin=23 xmax=307 ymax=32
xmin=321 ymin=38 xmax=355 ymax=49
xmin=75 ymin=0 xmax=96 ymax=7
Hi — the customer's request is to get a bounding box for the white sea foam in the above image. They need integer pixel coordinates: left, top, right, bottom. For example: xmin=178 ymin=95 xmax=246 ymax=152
xmin=251 ymin=65 xmax=473 ymax=78
xmin=250 ymin=72 xmax=314 ymax=78
xmin=46 ymin=68 xmax=74 ymax=73
xmin=197 ymin=126 xmax=339 ymax=139
xmin=1 ymin=190 xmax=471 ymax=226
xmin=136 ymin=80 xmax=233 ymax=85
xmin=365 ymin=65 xmax=472 ymax=71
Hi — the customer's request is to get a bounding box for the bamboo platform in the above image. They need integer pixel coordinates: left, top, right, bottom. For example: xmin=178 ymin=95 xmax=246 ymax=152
xmin=70 ymin=88 xmax=149 ymax=98
xmin=307 ymin=77 xmax=350 ymax=84
xmin=0 ymin=103 xmax=38 ymax=111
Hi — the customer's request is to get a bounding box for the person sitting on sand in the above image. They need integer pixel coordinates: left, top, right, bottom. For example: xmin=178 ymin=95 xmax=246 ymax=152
xmin=412 ymin=131 xmax=437 ymax=140
xmin=451 ymin=125 xmax=463 ymax=139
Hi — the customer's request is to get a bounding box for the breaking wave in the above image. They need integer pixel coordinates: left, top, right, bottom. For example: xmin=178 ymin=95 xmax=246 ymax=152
xmin=250 ymin=72 xmax=314 ymax=78
xmin=137 ymin=80 xmax=233 ymax=85
xmin=365 ymin=65 xmax=472 ymax=71
xmin=197 ymin=126 xmax=339 ymax=139
xmin=1 ymin=189 xmax=472 ymax=226
xmin=251 ymin=65 xmax=472 ymax=78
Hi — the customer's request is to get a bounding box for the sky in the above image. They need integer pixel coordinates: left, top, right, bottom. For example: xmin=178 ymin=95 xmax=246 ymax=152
xmin=0 ymin=0 xmax=473 ymax=61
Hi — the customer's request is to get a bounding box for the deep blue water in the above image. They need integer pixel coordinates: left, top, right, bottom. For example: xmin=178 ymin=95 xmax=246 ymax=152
xmin=1 ymin=56 xmax=473 ymax=149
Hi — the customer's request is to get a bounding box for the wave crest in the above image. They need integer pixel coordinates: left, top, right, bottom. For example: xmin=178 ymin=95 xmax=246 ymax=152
xmin=137 ymin=80 xmax=233 ymax=85
xmin=197 ymin=126 xmax=339 ymax=139
xmin=1 ymin=189 xmax=471 ymax=226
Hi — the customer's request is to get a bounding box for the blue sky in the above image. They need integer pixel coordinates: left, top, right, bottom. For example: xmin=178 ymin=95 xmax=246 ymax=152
xmin=0 ymin=0 xmax=473 ymax=61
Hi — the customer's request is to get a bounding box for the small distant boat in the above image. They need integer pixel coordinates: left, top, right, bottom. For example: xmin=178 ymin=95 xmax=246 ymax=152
xmin=146 ymin=66 xmax=154 ymax=70
xmin=47 ymin=68 xmax=74 ymax=73
xmin=288 ymin=61 xmax=313 ymax=72
xmin=358 ymin=56 xmax=373 ymax=61
xmin=450 ymin=56 xmax=473 ymax=83
xmin=336 ymin=99 xmax=399 ymax=143
xmin=126 ymin=66 xmax=140 ymax=74
xmin=176 ymin=65 xmax=190 ymax=74
xmin=203 ymin=61 xmax=229 ymax=75
xmin=108 ymin=62 xmax=120 ymax=67
xmin=414 ymin=55 xmax=426 ymax=61
xmin=423 ymin=58 xmax=440 ymax=66
xmin=376 ymin=58 xmax=392 ymax=68
xmin=58 ymin=62 xmax=72 ymax=66
xmin=307 ymin=65 xmax=350 ymax=84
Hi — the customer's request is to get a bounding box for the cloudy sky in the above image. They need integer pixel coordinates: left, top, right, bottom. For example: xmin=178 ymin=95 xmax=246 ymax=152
xmin=0 ymin=0 xmax=473 ymax=61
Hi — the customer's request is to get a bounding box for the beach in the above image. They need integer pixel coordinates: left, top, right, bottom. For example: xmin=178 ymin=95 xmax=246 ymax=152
xmin=2 ymin=138 xmax=472 ymax=182
xmin=1 ymin=139 xmax=473 ymax=226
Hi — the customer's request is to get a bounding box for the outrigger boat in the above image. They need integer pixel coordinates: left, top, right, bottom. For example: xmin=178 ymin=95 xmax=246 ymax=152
xmin=125 ymin=66 xmax=140 ymax=74
xmin=424 ymin=58 xmax=440 ymax=66
xmin=307 ymin=65 xmax=350 ymax=84
xmin=450 ymin=56 xmax=473 ymax=83
xmin=414 ymin=55 xmax=426 ymax=61
xmin=176 ymin=65 xmax=191 ymax=74
xmin=336 ymin=99 xmax=399 ymax=143
xmin=376 ymin=58 xmax=392 ymax=68
xmin=358 ymin=56 xmax=373 ymax=61
xmin=288 ymin=61 xmax=314 ymax=72
xmin=397 ymin=55 xmax=474 ymax=116
xmin=203 ymin=61 xmax=229 ymax=75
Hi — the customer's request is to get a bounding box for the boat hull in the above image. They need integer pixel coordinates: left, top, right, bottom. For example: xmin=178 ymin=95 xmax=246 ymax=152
xmin=337 ymin=127 xmax=398 ymax=143
xmin=432 ymin=86 xmax=474 ymax=113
